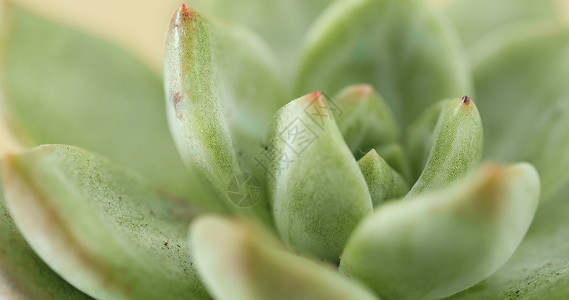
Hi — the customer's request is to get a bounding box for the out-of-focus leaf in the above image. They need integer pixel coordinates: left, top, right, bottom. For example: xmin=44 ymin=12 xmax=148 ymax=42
xmin=1 ymin=160 xmax=91 ymax=299
xmin=341 ymin=163 xmax=540 ymax=300
xmin=163 ymin=4 xmax=285 ymax=226
xmin=471 ymin=23 xmax=569 ymax=199
xmin=0 ymin=4 xmax=218 ymax=210
xmin=295 ymin=0 xmax=472 ymax=126
xmin=374 ymin=142 xmax=412 ymax=183
xmin=190 ymin=214 xmax=378 ymax=300
xmin=358 ymin=149 xmax=408 ymax=207
xmin=406 ymin=96 xmax=483 ymax=198
xmin=443 ymin=0 xmax=556 ymax=46
xmin=2 ymin=145 xmax=208 ymax=300
xmin=191 ymin=0 xmax=333 ymax=83
xmin=332 ymin=84 xmax=400 ymax=159
xmin=448 ymin=180 xmax=569 ymax=299
xmin=268 ymin=92 xmax=372 ymax=262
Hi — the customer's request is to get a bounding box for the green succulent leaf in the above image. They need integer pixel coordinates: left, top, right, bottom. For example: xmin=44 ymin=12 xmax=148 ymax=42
xmin=268 ymin=92 xmax=372 ymax=262
xmin=448 ymin=182 xmax=569 ymax=299
xmin=191 ymin=0 xmax=333 ymax=83
xmin=406 ymin=96 xmax=483 ymax=198
xmin=2 ymin=145 xmax=208 ymax=300
xmin=443 ymin=0 xmax=556 ymax=46
xmin=358 ymin=149 xmax=409 ymax=207
xmin=295 ymin=0 xmax=472 ymax=125
xmin=340 ymin=162 xmax=540 ymax=300
xmin=332 ymin=84 xmax=400 ymax=159
xmin=190 ymin=214 xmax=379 ymax=300
xmin=470 ymin=23 xmax=569 ymax=199
xmin=0 ymin=4 xmax=213 ymax=208
xmin=374 ymin=142 xmax=412 ymax=183
xmin=163 ymin=4 xmax=285 ymax=226
xmin=0 ymin=160 xmax=92 ymax=299
xmin=448 ymin=23 xmax=569 ymax=299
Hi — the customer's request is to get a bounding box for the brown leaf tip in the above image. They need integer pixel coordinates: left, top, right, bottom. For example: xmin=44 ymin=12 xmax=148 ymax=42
xmin=461 ymin=95 xmax=471 ymax=105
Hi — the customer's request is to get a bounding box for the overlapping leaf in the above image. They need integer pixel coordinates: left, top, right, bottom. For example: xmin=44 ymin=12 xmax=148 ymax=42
xmin=0 ymin=4 xmax=217 ymax=209
xmin=2 ymin=145 xmax=208 ymax=300
xmin=295 ymin=0 xmax=472 ymax=126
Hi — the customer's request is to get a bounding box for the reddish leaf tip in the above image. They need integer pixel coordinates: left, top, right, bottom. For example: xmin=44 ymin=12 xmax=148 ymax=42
xmin=461 ymin=95 xmax=471 ymax=105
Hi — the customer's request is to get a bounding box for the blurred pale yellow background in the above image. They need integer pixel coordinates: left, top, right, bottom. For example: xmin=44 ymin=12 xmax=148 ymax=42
xmin=7 ymin=0 xmax=569 ymax=75
xmin=7 ymin=0 xmax=191 ymax=73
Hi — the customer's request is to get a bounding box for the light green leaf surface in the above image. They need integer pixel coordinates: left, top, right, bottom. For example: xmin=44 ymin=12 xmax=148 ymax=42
xmin=0 ymin=4 xmax=214 ymax=208
xmin=448 ymin=182 xmax=569 ymax=298
xmin=191 ymin=0 xmax=333 ymax=84
xmin=374 ymin=143 xmax=412 ymax=184
xmin=163 ymin=4 xmax=285 ymax=225
xmin=341 ymin=163 xmax=540 ymax=300
xmin=448 ymin=23 xmax=569 ymax=299
xmin=190 ymin=214 xmax=379 ymax=300
xmin=2 ymin=145 xmax=208 ymax=300
xmin=1 ymin=160 xmax=91 ymax=299
xmin=295 ymin=0 xmax=472 ymax=126
xmin=471 ymin=23 xmax=569 ymax=199
xmin=268 ymin=92 xmax=372 ymax=262
xmin=443 ymin=0 xmax=556 ymax=46
xmin=332 ymin=84 xmax=400 ymax=159
xmin=406 ymin=97 xmax=483 ymax=198
xmin=358 ymin=149 xmax=408 ymax=207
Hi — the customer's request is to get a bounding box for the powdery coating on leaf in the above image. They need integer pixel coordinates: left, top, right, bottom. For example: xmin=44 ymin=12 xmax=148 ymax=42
xmin=340 ymin=162 xmax=540 ymax=299
xmin=3 ymin=145 xmax=208 ymax=300
xmin=190 ymin=215 xmax=379 ymax=300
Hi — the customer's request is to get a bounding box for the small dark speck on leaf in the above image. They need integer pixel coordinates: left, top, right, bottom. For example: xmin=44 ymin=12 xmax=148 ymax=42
xmin=461 ymin=95 xmax=471 ymax=104
xmin=516 ymin=290 xmax=520 ymax=293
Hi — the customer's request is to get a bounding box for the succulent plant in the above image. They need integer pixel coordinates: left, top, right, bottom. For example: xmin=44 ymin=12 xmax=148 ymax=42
xmin=1 ymin=0 xmax=569 ymax=299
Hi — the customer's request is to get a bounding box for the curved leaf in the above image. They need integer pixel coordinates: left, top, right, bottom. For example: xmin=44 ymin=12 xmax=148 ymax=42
xmin=340 ymin=163 xmax=540 ymax=299
xmin=190 ymin=214 xmax=378 ymax=300
xmin=406 ymin=96 xmax=483 ymax=198
xmin=1 ymin=160 xmax=91 ymax=299
xmin=268 ymin=92 xmax=372 ymax=262
xmin=192 ymin=0 xmax=333 ymax=82
xmin=2 ymin=145 xmax=208 ymax=300
xmin=374 ymin=142 xmax=412 ymax=183
xmin=442 ymin=0 xmax=556 ymax=46
xmin=333 ymin=84 xmax=400 ymax=158
xmin=358 ymin=149 xmax=408 ymax=207
xmin=471 ymin=23 xmax=569 ymax=198
xmin=0 ymin=4 xmax=216 ymax=209
xmin=163 ymin=4 xmax=285 ymax=225
xmin=448 ymin=180 xmax=569 ymax=299
xmin=295 ymin=0 xmax=472 ymax=126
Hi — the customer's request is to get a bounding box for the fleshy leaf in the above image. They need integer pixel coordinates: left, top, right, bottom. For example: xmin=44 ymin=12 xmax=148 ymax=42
xmin=406 ymin=100 xmax=446 ymax=182
xmin=340 ymin=162 xmax=540 ymax=300
xmin=2 ymin=145 xmax=208 ymax=300
xmin=295 ymin=0 xmax=472 ymax=126
xmin=442 ymin=0 xmax=556 ymax=46
xmin=163 ymin=4 xmax=285 ymax=226
xmin=332 ymin=84 xmax=400 ymax=158
xmin=191 ymin=0 xmax=333 ymax=82
xmin=0 ymin=4 xmax=214 ymax=208
xmin=448 ymin=24 xmax=569 ymax=299
xmin=406 ymin=96 xmax=483 ymax=198
xmin=374 ymin=142 xmax=412 ymax=183
xmin=1 ymin=160 xmax=91 ymax=299
xmin=268 ymin=92 xmax=372 ymax=262
xmin=471 ymin=23 xmax=569 ymax=199
xmin=447 ymin=181 xmax=569 ymax=299
xmin=190 ymin=214 xmax=379 ymax=300
xmin=358 ymin=149 xmax=409 ymax=207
